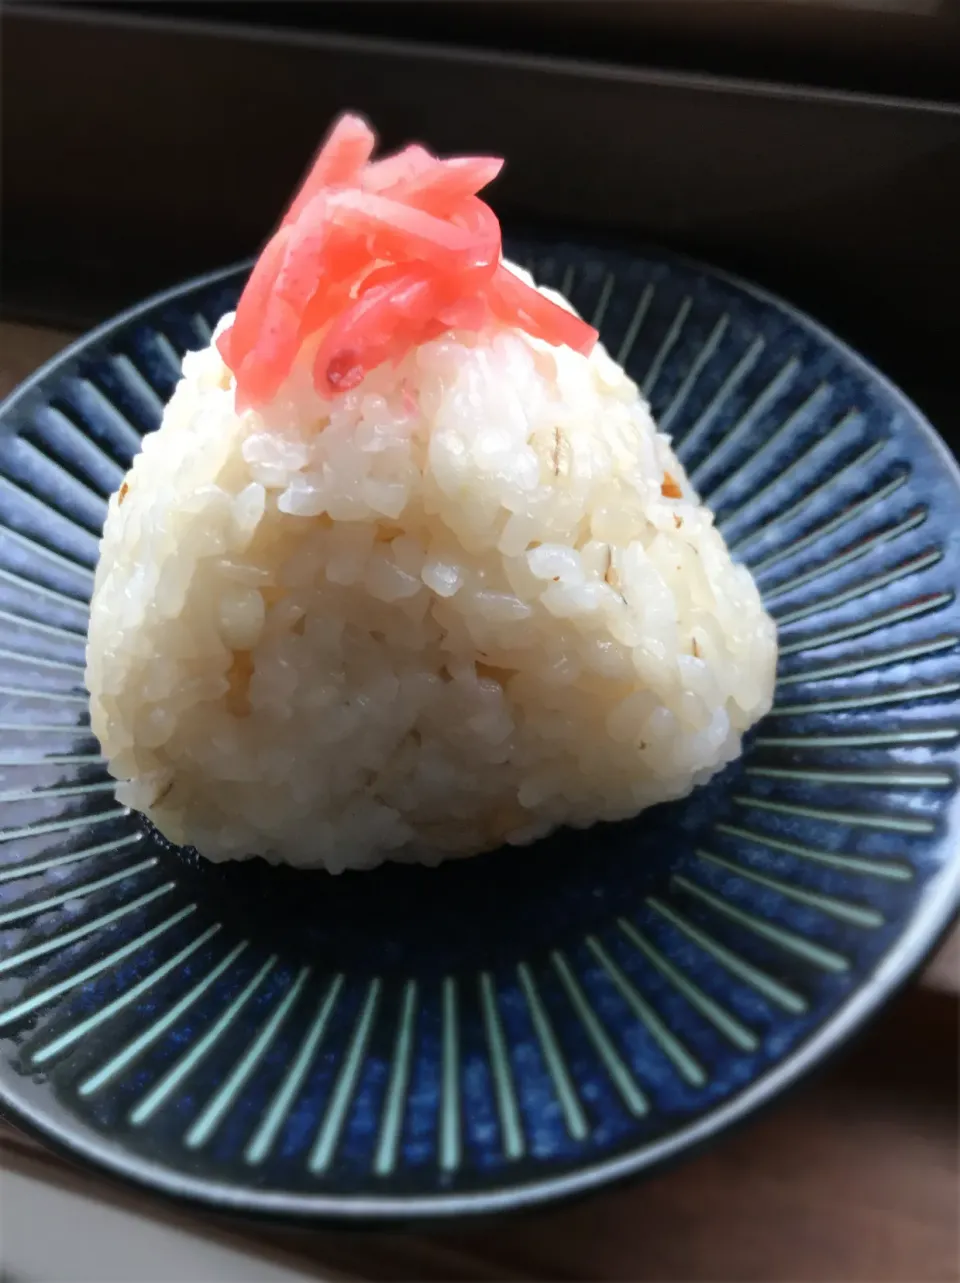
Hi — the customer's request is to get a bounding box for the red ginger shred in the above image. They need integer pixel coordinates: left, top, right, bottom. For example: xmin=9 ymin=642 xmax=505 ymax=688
xmin=218 ymin=114 xmax=599 ymax=410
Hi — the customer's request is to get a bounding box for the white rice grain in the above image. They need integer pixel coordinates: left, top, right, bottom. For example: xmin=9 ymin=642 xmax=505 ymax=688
xmin=86 ymin=264 xmax=777 ymax=870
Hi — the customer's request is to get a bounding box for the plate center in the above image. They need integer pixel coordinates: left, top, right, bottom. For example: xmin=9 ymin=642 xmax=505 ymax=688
xmin=160 ymin=756 xmax=744 ymax=972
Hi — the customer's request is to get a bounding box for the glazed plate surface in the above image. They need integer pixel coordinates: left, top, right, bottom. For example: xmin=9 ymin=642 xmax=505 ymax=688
xmin=1 ymin=239 xmax=958 ymax=1219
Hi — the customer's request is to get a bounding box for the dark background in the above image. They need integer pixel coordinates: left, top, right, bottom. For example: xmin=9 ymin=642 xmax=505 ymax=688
xmin=59 ymin=0 xmax=960 ymax=100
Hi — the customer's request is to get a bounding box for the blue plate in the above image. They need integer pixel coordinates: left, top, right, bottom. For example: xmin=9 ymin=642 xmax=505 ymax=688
xmin=1 ymin=240 xmax=958 ymax=1220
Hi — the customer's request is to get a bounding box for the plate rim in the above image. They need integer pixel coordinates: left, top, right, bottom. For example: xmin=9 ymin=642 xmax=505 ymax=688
xmin=2 ymin=247 xmax=959 ymax=1221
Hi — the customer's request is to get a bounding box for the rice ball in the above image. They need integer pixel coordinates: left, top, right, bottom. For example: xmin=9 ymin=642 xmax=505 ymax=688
xmin=86 ymin=274 xmax=777 ymax=871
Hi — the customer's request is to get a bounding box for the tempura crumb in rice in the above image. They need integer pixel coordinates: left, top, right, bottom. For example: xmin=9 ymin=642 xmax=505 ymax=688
xmin=86 ymin=265 xmax=777 ymax=871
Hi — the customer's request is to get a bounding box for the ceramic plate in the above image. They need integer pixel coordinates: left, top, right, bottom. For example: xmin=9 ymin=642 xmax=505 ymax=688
xmin=1 ymin=239 xmax=958 ymax=1220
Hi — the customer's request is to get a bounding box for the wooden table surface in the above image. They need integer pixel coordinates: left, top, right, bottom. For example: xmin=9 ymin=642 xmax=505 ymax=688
xmin=1 ymin=320 xmax=958 ymax=1283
